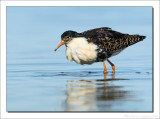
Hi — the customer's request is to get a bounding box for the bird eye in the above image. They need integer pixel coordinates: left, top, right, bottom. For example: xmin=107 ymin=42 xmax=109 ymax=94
xmin=65 ymin=36 xmax=70 ymax=41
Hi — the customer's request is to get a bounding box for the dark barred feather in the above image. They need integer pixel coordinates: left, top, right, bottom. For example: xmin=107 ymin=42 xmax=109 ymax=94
xmin=82 ymin=27 xmax=146 ymax=61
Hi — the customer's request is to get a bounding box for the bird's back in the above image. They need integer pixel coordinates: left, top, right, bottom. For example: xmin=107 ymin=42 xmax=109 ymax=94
xmin=82 ymin=27 xmax=146 ymax=61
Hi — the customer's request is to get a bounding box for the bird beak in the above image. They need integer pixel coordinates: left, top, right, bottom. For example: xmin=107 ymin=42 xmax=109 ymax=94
xmin=54 ymin=41 xmax=65 ymax=51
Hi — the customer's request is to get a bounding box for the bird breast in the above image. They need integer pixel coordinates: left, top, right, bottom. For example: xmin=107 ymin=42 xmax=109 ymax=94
xmin=66 ymin=37 xmax=98 ymax=65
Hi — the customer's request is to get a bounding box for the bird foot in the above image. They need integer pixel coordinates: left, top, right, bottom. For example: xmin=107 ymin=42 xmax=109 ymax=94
xmin=112 ymin=65 xmax=115 ymax=74
xmin=103 ymin=70 xmax=107 ymax=74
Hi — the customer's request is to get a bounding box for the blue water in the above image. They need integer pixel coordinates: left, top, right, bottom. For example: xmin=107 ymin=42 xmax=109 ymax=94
xmin=7 ymin=6 xmax=152 ymax=111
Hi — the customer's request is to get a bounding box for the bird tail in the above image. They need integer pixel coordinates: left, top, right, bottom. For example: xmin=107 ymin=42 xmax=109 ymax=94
xmin=125 ymin=35 xmax=146 ymax=46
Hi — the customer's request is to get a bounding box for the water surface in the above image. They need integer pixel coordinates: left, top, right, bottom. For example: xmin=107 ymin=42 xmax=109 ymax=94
xmin=7 ymin=6 xmax=152 ymax=112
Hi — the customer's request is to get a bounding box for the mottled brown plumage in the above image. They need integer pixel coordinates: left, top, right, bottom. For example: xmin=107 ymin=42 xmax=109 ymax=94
xmin=82 ymin=27 xmax=146 ymax=61
xmin=55 ymin=27 xmax=146 ymax=74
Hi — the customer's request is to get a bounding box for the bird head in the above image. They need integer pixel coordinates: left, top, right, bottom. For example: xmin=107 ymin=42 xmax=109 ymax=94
xmin=54 ymin=30 xmax=83 ymax=51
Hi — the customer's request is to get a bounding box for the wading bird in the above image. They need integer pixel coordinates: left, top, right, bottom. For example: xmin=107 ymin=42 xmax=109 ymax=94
xmin=55 ymin=27 xmax=146 ymax=74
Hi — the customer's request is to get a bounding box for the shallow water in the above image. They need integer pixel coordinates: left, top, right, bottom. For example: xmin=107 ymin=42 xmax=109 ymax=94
xmin=7 ymin=62 xmax=152 ymax=111
xmin=6 ymin=6 xmax=152 ymax=112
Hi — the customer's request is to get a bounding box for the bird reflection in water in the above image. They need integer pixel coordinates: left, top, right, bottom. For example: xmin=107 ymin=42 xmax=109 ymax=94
xmin=65 ymin=73 xmax=129 ymax=111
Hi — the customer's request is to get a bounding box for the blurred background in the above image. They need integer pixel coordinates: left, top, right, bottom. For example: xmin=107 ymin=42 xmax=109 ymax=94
xmin=7 ymin=7 xmax=152 ymax=111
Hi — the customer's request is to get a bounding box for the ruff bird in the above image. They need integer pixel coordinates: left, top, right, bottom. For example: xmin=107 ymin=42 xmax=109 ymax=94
xmin=55 ymin=27 xmax=146 ymax=74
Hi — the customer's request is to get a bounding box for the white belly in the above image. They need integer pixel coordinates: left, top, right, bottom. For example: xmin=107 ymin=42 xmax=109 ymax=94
xmin=66 ymin=37 xmax=98 ymax=65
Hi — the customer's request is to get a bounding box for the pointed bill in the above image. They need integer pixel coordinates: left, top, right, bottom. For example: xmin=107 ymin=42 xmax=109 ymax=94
xmin=54 ymin=41 xmax=65 ymax=51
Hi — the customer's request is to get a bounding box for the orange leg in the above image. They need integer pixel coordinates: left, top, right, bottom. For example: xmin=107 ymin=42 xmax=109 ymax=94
xmin=104 ymin=73 xmax=107 ymax=79
xmin=107 ymin=59 xmax=115 ymax=74
xmin=103 ymin=61 xmax=107 ymax=74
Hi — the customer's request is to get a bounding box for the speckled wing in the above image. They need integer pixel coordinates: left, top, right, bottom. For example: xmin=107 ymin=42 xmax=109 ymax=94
xmin=81 ymin=27 xmax=146 ymax=61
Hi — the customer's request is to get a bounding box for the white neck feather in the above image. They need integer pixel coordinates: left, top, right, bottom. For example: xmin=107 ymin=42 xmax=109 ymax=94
xmin=66 ymin=37 xmax=98 ymax=64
